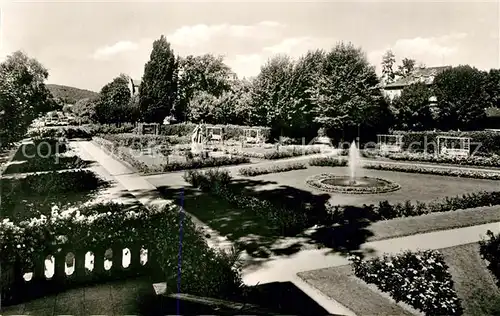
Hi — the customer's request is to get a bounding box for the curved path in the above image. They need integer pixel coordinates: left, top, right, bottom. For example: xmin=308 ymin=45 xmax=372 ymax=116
xmin=76 ymin=141 xmax=500 ymax=316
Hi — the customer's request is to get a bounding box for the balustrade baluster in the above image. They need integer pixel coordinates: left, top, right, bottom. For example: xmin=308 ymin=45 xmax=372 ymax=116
xmin=53 ymin=249 xmax=66 ymax=285
xmin=74 ymin=250 xmax=86 ymax=281
xmin=92 ymin=248 xmax=105 ymax=280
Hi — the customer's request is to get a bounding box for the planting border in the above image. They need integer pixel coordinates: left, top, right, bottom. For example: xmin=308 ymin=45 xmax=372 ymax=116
xmin=306 ymin=174 xmax=401 ymax=194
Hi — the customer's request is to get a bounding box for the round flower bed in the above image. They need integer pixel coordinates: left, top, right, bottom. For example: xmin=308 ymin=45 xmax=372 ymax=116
xmin=306 ymin=174 xmax=400 ymax=194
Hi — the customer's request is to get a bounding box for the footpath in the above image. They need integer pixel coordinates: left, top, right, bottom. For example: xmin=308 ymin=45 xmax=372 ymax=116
xmin=76 ymin=140 xmax=500 ymax=316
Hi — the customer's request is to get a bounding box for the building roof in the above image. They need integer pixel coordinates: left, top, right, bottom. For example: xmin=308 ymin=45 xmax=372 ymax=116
xmin=384 ymin=66 xmax=452 ymax=90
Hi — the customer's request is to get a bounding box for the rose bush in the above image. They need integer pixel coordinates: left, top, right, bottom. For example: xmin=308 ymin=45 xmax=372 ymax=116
xmin=0 ymin=202 xmax=244 ymax=301
xmin=238 ymin=162 xmax=307 ymax=177
xmin=479 ymin=230 xmax=500 ymax=288
xmin=385 ymin=152 xmax=500 ymax=168
xmin=349 ymin=250 xmax=463 ymax=315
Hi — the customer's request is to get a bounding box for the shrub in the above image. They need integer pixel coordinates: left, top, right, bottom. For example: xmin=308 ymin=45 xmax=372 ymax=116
xmin=479 ymin=230 xmax=500 ymax=288
xmin=386 ymin=151 xmax=500 ymax=168
xmin=86 ymin=123 xmax=136 ymax=135
xmin=13 ymin=138 xmax=68 ymax=161
xmin=365 ymin=162 xmax=500 ymax=180
xmin=0 ymin=202 xmax=244 ymax=301
xmin=350 ymin=250 xmax=463 ymax=315
xmin=28 ymin=127 xmax=92 ymax=140
xmin=160 ymin=123 xmax=271 ymax=142
xmin=393 ymin=130 xmax=500 ymax=155
xmin=183 ymin=169 xmax=309 ymax=235
xmin=308 ymin=157 xmax=348 ymax=167
xmin=161 ymin=156 xmax=250 ymax=172
xmin=238 ymin=163 xmax=307 ymax=177
xmin=102 ymin=133 xmax=190 ymax=148
xmin=3 ymin=155 xmax=91 ymax=174
xmin=327 ymin=191 xmax=500 ymax=223
xmin=263 ymin=147 xmax=320 ymax=160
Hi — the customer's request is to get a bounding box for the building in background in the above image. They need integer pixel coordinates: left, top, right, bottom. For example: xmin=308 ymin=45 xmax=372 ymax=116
xmin=383 ymin=66 xmax=451 ymax=100
xmin=128 ymin=78 xmax=141 ymax=96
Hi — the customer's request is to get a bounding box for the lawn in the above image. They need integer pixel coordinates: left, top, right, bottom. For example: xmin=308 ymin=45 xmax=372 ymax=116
xmin=298 ymin=243 xmax=500 ymax=316
xmin=440 ymin=242 xmax=500 ymax=315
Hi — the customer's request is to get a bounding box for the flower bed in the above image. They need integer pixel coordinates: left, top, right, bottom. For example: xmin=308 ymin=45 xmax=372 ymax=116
xmin=160 ymin=122 xmax=270 ymax=141
xmin=350 ymin=250 xmax=463 ymax=315
xmin=309 ymin=157 xmax=348 ymax=167
xmin=3 ymin=155 xmax=92 ymax=174
xmin=307 ymin=156 xmax=500 ymax=180
xmin=0 ymin=201 xmax=243 ymax=303
xmin=1 ymin=170 xmax=108 ymax=223
xmin=184 ymin=169 xmax=310 ymax=235
xmin=385 ymin=152 xmax=500 ymax=168
xmin=12 ymin=138 xmax=68 ymax=161
xmin=227 ymin=146 xmax=321 ymax=160
xmin=306 ymin=174 xmax=400 ymax=194
xmin=238 ymin=162 xmax=307 ymax=177
xmin=479 ymin=230 xmax=500 ymax=288
xmin=28 ymin=127 xmax=92 ymax=140
xmin=365 ymin=163 xmax=500 ymax=180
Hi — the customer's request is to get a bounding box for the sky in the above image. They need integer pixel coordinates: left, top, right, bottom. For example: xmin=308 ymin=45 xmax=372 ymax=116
xmin=1 ymin=1 xmax=499 ymax=92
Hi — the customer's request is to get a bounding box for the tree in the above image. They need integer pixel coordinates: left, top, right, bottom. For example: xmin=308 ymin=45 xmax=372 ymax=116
xmin=392 ymin=82 xmax=434 ymax=130
xmin=396 ymin=58 xmax=416 ymax=78
xmin=311 ymin=43 xmax=385 ymax=135
xmin=250 ymin=54 xmax=294 ymax=134
xmin=434 ymin=65 xmax=489 ymax=130
xmin=177 ymin=54 xmax=236 ymax=122
xmin=72 ymin=98 xmax=97 ymax=124
xmin=139 ymin=35 xmax=179 ymax=123
xmin=95 ymin=74 xmax=131 ymax=124
xmin=486 ymin=69 xmax=500 ymax=108
xmin=381 ymin=50 xmax=396 ymax=84
xmin=0 ymin=51 xmax=54 ymax=147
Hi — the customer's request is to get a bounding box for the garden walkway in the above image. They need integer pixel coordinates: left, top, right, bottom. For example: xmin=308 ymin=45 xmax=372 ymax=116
xmin=70 ymin=140 xmax=500 ymax=315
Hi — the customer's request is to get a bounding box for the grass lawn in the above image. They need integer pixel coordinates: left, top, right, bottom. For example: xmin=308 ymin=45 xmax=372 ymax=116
xmin=297 ymin=265 xmax=416 ymax=315
xmin=298 ymin=243 xmax=500 ymax=316
xmin=440 ymin=242 xmax=500 ymax=315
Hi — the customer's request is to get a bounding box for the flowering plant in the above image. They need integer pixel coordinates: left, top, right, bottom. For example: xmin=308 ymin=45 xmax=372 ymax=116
xmin=349 ymin=250 xmax=463 ymax=315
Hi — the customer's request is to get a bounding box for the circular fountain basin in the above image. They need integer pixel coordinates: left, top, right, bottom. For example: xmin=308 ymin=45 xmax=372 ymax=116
xmin=306 ymin=174 xmax=400 ymax=194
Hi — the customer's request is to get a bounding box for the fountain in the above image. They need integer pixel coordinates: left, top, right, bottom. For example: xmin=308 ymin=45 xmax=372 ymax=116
xmin=348 ymin=141 xmax=360 ymax=185
xmin=306 ymin=140 xmax=400 ymax=194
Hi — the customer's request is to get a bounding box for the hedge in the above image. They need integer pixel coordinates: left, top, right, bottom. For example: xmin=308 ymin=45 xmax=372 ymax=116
xmin=160 ymin=123 xmax=271 ymax=141
xmin=385 ymin=152 xmax=500 ymax=168
xmin=326 ymin=190 xmax=500 ymax=223
xmin=3 ymin=155 xmax=92 ymax=175
xmin=184 ymin=169 xmax=312 ymax=235
xmin=28 ymin=127 xmax=92 ymax=140
xmin=350 ymin=250 xmax=463 ymax=315
xmin=392 ymin=130 xmax=500 ymax=155
xmin=226 ymin=146 xmax=321 ymax=160
xmin=238 ymin=163 xmax=307 ymax=177
xmin=101 ymin=133 xmax=190 ymax=148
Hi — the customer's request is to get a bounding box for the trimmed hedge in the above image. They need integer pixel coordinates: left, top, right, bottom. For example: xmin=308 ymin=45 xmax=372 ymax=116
xmin=479 ymin=230 xmax=500 ymax=288
xmin=102 ymin=133 xmax=190 ymax=147
xmin=393 ymin=130 xmax=500 ymax=155
xmin=326 ymin=191 xmax=500 ymax=222
xmin=161 ymin=123 xmax=271 ymax=141
xmin=28 ymin=127 xmax=92 ymax=140
xmin=13 ymin=139 xmax=68 ymax=161
xmin=238 ymin=163 xmax=307 ymax=177
xmin=307 ymin=156 xmax=500 ymax=180
xmin=350 ymin=250 xmax=463 ymax=315
xmin=386 ymin=152 xmax=500 ymax=168
xmin=3 ymin=155 xmax=92 ymax=174
xmin=226 ymin=146 xmax=321 ymax=160
xmin=184 ymin=169 xmax=311 ymax=235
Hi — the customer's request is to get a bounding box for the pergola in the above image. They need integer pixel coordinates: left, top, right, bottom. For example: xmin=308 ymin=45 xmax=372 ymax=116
xmin=436 ymin=136 xmax=471 ymax=157
xmin=377 ymin=134 xmax=404 ymax=153
xmin=206 ymin=126 xmax=223 ymax=143
xmin=244 ymin=128 xmax=264 ymax=144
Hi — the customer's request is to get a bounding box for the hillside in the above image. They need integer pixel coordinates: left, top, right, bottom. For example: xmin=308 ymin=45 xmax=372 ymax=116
xmin=47 ymin=84 xmax=99 ymax=104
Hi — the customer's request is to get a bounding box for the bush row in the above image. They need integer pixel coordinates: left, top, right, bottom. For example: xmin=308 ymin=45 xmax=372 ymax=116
xmin=326 ymin=191 xmax=500 ymax=222
xmin=385 ymin=151 xmax=500 ymax=168
xmin=13 ymin=138 xmax=68 ymax=161
xmin=365 ymin=162 xmax=500 ymax=180
xmin=3 ymin=155 xmax=91 ymax=175
xmin=226 ymin=146 xmax=321 ymax=160
xmin=160 ymin=122 xmax=271 ymax=141
xmin=184 ymin=169 xmax=310 ymax=235
xmin=0 ymin=202 xmax=244 ymax=301
xmin=393 ymin=130 xmax=500 ymax=155
xmin=479 ymin=230 xmax=500 ymax=288
xmin=85 ymin=123 xmax=136 ymax=135
xmin=350 ymin=250 xmax=463 ymax=315
xmin=238 ymin=163 xmax=307 ymax=177
xmin=307 ymin=156 xmax=500 ymax=180
xmin=28 ymin=127 xmax=92 ymax=140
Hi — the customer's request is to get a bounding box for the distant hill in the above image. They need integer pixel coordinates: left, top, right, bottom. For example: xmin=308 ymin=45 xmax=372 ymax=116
xmin=47 ymin=84 xmax=99 ymax=104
